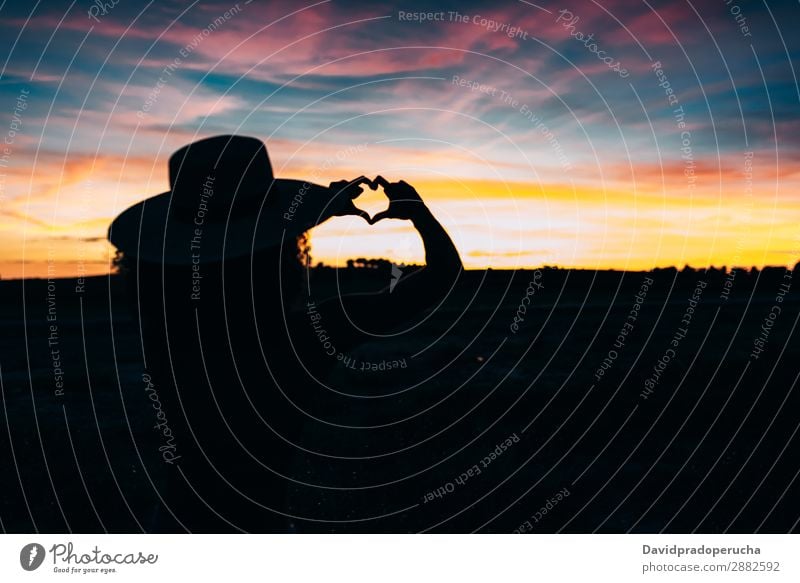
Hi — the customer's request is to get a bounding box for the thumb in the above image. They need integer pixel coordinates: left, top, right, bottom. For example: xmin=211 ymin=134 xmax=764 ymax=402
xmin=369 ymin=210 xmax=390 ymax=225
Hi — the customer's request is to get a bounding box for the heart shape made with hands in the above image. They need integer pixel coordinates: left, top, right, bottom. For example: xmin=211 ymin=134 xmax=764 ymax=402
xmin=333 ymin=175 xmax=422 ymax=225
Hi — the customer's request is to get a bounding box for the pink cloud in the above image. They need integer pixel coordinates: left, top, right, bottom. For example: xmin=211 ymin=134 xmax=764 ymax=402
xmin=604 ymin=4 xmax=694 ymax=47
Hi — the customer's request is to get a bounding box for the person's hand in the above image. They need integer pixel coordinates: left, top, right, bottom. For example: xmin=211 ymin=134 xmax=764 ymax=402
xmin=328 ymin=176 xmax=372 ymax=223
xmin=369 ymin=176 xmax=427 ymax=224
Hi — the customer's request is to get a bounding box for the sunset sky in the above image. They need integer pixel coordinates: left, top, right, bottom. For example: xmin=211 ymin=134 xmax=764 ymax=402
xmin=0 ymin=0 xmax=798 ymax=278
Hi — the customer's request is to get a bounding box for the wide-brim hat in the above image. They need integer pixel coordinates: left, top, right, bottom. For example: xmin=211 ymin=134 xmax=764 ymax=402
xmin=108 ymin=135 xmax=348 ymax=264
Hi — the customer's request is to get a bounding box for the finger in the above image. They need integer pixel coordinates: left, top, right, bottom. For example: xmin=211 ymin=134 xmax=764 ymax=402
xmin=369 ymin=210 xmax=390 ymax=224
xmin=372 ymin=175 xmax=391 ymax=189
xmin=330 ymin=182 xmax=359 ymax=199
xmin=348 ymin=176 xmax=372 ymax=188
xmin=347 ymin=177 xmax=374 ymax=198
xmin=330 ymin=178 xmax=366 ymax=191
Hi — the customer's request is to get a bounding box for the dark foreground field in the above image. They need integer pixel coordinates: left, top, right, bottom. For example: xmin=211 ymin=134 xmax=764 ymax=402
xmin=1 ymin=266 xmax=799 ymax=533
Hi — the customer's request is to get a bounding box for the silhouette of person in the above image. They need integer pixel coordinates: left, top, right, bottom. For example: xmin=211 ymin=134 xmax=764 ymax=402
xmin=108 ymin=135 xmax=462 ymax=532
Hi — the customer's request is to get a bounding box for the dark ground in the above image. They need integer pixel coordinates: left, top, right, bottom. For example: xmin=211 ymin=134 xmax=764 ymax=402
xmin=1 ymin=265 xmax=798 ymax=533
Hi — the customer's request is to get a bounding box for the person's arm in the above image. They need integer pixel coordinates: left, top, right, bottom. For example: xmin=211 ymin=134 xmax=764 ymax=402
xmin=370 ymin=176 xmax=462 ymax=277
xmin=312 ymin=178 xmax=462 ymax=350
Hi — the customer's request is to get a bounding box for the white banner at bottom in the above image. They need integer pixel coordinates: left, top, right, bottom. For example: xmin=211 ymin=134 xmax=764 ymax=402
xmin=0 ymin=535 xmax=796 ymax=582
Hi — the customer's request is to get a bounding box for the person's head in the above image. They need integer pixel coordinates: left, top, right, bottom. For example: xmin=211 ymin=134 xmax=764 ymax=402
xmin=109 ymin=135 xmax=342 ymax=279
